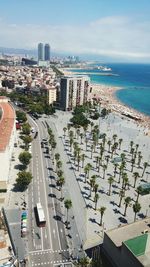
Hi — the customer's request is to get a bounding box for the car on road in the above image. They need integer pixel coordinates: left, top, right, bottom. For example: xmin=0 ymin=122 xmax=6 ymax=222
xmin=31 ymin=127 xmax=35 ymax=133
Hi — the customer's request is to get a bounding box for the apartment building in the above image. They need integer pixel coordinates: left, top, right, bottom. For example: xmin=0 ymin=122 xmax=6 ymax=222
xmin=60 ymin=75 xmax=90 ymax=111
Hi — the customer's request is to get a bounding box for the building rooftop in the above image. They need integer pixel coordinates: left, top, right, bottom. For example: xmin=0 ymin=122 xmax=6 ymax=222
xmin=0 ymin=97 xmax=15 ymax=152
xmin=106 ymin=217 xmax=150 ymax=247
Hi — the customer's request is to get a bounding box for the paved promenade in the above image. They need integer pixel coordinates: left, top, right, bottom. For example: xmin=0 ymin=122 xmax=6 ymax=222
xmin=46 ymin=110 xmax=150 ymax=249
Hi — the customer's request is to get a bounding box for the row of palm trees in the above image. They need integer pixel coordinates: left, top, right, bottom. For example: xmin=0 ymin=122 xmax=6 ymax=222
xmin=48 ymin=126 xmax=73 ymax=225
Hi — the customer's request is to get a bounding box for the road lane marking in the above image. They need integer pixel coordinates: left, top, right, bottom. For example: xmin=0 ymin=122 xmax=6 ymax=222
xmin=33 ymin=120 xmax=52 ymax=250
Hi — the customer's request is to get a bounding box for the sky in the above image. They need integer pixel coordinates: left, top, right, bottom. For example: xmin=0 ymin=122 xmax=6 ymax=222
xmin=0 ymin=0 xmax=150 ymax=62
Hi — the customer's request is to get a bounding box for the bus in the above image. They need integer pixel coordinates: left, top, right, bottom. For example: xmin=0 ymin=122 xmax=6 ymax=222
xmin=36 ymin=203 xmax=46 ymax=227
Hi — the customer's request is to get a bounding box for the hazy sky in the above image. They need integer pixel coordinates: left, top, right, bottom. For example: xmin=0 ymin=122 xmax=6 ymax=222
xmin=0 ymin=0 xmax=150 ymax=62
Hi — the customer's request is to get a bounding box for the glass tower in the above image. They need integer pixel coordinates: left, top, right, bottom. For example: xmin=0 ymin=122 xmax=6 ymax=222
xmin=38 ymin=43 xmax=44 ymax=61
xmin=44 ymin=43 xmax=50 ymax=61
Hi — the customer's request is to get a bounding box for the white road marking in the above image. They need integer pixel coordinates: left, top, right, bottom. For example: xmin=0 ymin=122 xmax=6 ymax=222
xmin=41 ymin=228 xmax=44 ymax=250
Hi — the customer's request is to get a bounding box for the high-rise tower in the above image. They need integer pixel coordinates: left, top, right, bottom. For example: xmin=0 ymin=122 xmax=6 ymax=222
xmin=38 ymin=43 xmax=44 ymax=61
xmin=44 ymin=43 xmax=50 ymax=61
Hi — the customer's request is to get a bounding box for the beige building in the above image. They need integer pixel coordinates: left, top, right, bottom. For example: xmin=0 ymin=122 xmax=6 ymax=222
xmin=60 ymin=75 xmax=90 ymax=111
xmin=48 ymin=87 xmax=57 ymax=105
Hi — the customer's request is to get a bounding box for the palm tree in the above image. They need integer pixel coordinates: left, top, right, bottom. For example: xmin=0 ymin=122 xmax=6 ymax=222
xmin=84 ymin=165 xmax=88 ymax=183
xmin=124 ymin=196 xmax=131 ymax=216
xmin=114 ymin=163 xmax=119 ymax=178
xmin=57 ymin=176 xmax=65 ymax=200
xmin=69 ymin=137 xmax=74 ymax=152
xmin=89 ymin=175 xmax=96 ymax=197
xmin=76 ymin=128 xmax=80 ymax=140
xmin=63 ymin=127 xmax=67 ymax=139
xmin=136 ymin=185 xmax=143 ymax=202
xmin=118 ymin=138 xmax=123 ymax=150
xmin=111 ymin=145 xmax=115 ymax=158
xmin=120 ymin=153 xmax=126 ymax=162
xmin=142 ymin=162 xmax=148 ymax=177
xmin=85 ymin=163 xmax=92 ymax=179
xmin=85 ymin=138 xmax=88 ymax=152
xmin=103 ymin=164 xmax=107 ymax=179
xmin=90 ymin=121 xmax=94 ymax=133
xmin=130 ymin=148 xmax=135 ymax=160
xmin=55 ymin=153 xmax=60 ymax=163
xmin=107 ymin=140 xmax=111 ymax=153
xmin=79 ymin=257 xmax=89 ymax=267
xmin=108 ymin=177 xmax=114 ymax=196
xmin=69 ymin=130 xmax=74 ymax=140
xmin=67 ymin=123 xmax=71 ymax=134
xmin=57 ymin=169 xmax=63 ymax=178
xmin=122 ymin=172 xmax=128 ymax=189
xmin=135 ymin=144 xmax=139 ymax=154
xmin=91 ymin=144 xmax=94 ymax=159
xmin=138 ymin=153 xmax=142 ymax=168
xmin=118 ymin=164 xmax=124 ymax=183
xmin=119 ymin=189 xmax=125 ymax=207
xmin=94 ymin=193 xmax=99 ymax=210
xmin=133 ymin=172 xmax=140 ymax=188
xmin=77 ymin=155 xmax=81 ymax=171
xmin=99 ymin=206 xmax=106 ymax=226
xmin=56 ymin=160 xmax=62 ymax=172
xmin=73 ymin=150 xmax=77 ymax=165
xmin=64 ymin=199 xmax=72 ymax=225
xmin=114 ymin=142 xmax=118 ymax=154
xmin=105 ymin=155 xmax=110 ymax=167
xmin=98 ymin=156 xmax=102 ymax=173
xmin=131 ymin=158 xmax=135 ymax=172
xmin=81 ymin=154 xmax=85 ymax=168
xmin=94 ymin=183 xmax=99 ymax=196
xmin=130 ymin=141 xmax=134 ymax=153
xmin=80 ymin=133 xmax=84 ymax=144
xmin=133 ymin=202 xmax=141 ymax=222
xmin=112 ymin=134 xmax=117 ymax=144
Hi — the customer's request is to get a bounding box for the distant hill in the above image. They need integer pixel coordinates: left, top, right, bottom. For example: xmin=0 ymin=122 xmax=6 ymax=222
xmin=0 ymin=47 xmax=37 ymax=57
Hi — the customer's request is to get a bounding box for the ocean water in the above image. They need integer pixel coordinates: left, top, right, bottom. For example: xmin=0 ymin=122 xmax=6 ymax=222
xmin=71 ymin=63 xmax=150 ymax=116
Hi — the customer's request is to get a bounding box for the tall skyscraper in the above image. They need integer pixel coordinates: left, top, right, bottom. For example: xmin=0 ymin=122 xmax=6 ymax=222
xmin=44 ymin=43 xmax=50 ymax=61
xmin=38 ymin=43 xmax=44 ymax=61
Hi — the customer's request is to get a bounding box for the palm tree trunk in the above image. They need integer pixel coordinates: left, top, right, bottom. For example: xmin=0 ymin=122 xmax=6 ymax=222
xmin=134 ymin=212 xmax=137 ymax=222
xmin=119 ymin=196 xmax=122 ymax=207
xmin=100 ymin=215 xmax=103 ymax=226
xmin=124 ymin=205 xmax=127 ymax=216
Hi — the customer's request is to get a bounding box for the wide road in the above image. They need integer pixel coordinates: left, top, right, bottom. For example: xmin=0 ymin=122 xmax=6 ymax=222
xmin=27 ymin=116 xmax=71 ymax=267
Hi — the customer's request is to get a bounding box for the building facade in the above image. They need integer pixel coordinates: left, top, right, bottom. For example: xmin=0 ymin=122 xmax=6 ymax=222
xmin=44 ymin=44 xmax=50 ymax=61
xmin=60 ymin=76 xmax=90 ymax=111
xmin=38 ymin=43 xmax=44 ymax=61
xmin=0 ymin=97 xmax=16 ymax=190
xmin=102 ymin=218 xmax=150 ymax=267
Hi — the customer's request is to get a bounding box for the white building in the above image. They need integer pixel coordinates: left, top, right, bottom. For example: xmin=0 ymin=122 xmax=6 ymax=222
xmin=0 ymin=97 xmax=16 ymax=190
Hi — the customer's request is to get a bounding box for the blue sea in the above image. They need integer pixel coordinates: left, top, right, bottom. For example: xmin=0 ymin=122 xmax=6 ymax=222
xmin=71 ymin=63 xmax=150 ymax=116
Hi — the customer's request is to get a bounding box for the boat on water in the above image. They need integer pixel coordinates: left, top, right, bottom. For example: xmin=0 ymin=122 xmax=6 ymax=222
xmin=93 ymin=66 xmax=112 ymax=71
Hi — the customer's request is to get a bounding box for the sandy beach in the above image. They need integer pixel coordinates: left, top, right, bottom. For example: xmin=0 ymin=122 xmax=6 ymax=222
xmin=61 ymin=68 xmax=150 ymax=132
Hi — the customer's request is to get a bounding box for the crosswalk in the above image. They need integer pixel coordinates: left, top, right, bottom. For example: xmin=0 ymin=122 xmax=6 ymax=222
xmin=29 ymin=248 xmax=69 ymax=255
xmin=31 ymin=260 xmax=72 ymax=266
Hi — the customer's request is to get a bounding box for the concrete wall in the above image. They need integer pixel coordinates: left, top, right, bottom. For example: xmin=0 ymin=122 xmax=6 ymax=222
xmin=103 ymin=233 xmax=144 ymax=267
xmin=121 ymin=243 xmax=143 ymax=267
xmin=103 ymin=233 xmax=122 ymax=267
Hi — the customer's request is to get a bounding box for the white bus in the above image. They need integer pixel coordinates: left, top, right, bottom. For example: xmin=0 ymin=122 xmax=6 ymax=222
xmin=36 ymin=203 xmax=46 ymax=227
